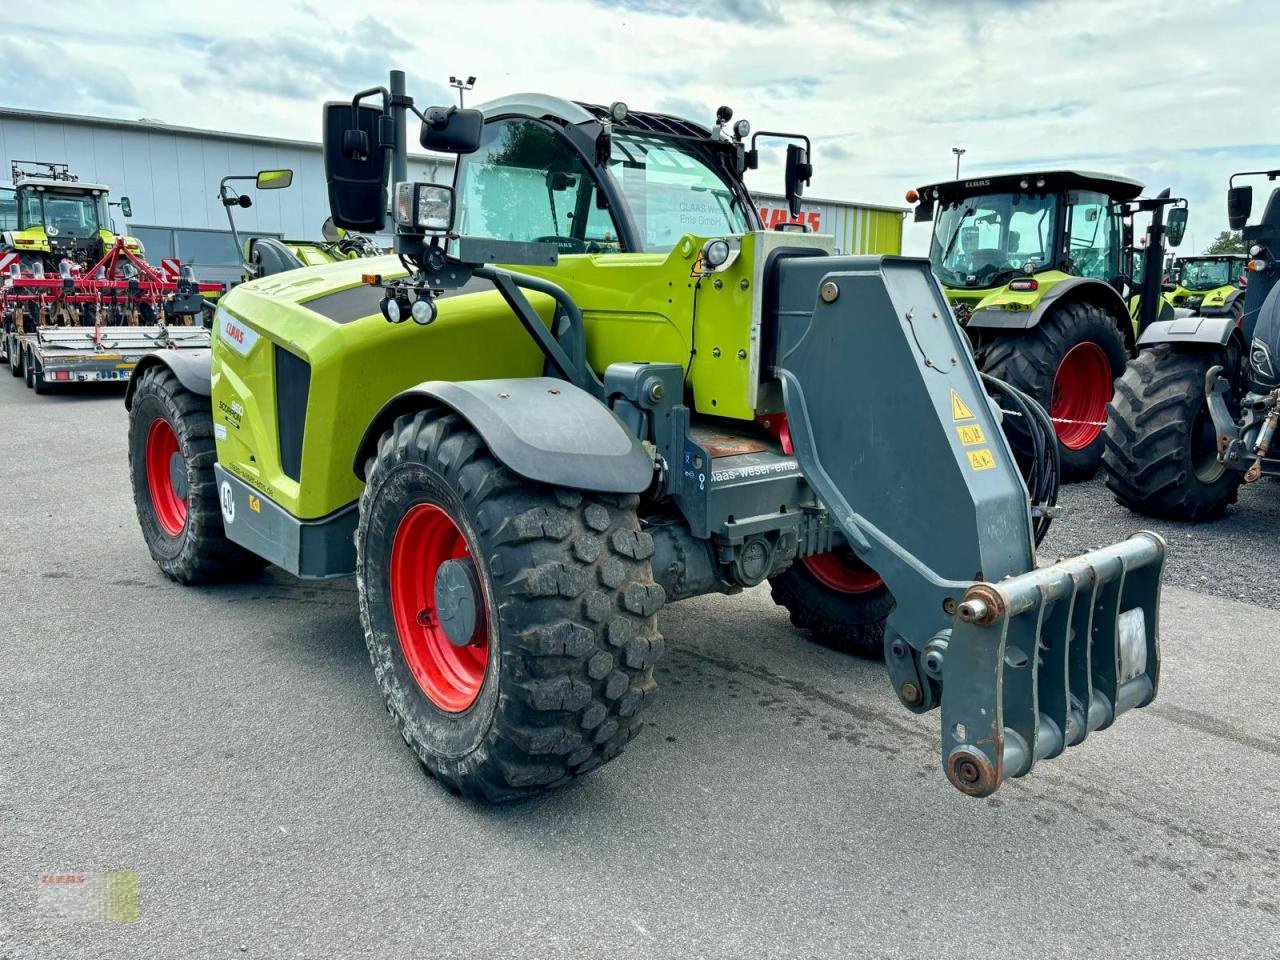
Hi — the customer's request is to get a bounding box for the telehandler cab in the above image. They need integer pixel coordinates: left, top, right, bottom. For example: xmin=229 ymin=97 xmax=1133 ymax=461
xmin=125 ymin=72 xmax=1166 ymax=802
xmin=909 ymin=173 xmax=1187 ymax=480
xmin=1104 ymin=169 xmax=1280 ymax=519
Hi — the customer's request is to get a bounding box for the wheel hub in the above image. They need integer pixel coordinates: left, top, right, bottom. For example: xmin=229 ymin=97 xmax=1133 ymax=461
xmin=1051 ymin=341 xmax=1113 ymax=450
xmin=434 ymin=557 xmax=482 ymax=648
xmin=145 ymin=417 xmax=188 ymax=537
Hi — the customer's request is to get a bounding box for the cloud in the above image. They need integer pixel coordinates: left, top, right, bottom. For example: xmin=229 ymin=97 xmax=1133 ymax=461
xmin=0 ymin=37 xmax=140 ymax=115
xmin=593 ymin=0 xmax=785 ymax=23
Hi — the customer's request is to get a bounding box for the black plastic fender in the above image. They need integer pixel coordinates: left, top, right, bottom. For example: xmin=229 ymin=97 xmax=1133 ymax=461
xmin=968 ymin=276 xmax=1134 ymax=348
xmin=353 ymin=376 xmax=655 ymax=494
xmin=1137 ymin=315 xmax=1240 ymax=350
xmin=124 ymin=348 xmax=212 ymax=409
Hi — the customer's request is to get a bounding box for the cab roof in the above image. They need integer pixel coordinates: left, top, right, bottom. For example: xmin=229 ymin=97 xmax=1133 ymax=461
xmin=475 ymin=93 xmax=712 ymax=139
xmin=917 ymin=170 xmax=1145 ymax=203
xmin=14 ymin=175 xmax=110 ymax=194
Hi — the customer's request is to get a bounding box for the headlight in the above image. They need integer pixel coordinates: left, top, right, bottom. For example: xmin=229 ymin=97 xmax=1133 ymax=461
xmin=394 ymin=182 xmax=454 ymax=234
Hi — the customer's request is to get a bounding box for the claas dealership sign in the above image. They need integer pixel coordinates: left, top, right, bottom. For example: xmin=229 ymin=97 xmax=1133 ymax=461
xmin=757 ymin=205 xmax=822 ymax=232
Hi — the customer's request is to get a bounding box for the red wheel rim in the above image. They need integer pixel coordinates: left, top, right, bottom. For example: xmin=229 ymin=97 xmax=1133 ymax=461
xmin=145 ymin=417 xmax=187 ymax=537
xmin=389 ymin=503 xmax=489 ymax=713
xmin=1050 ymin=341 xmax=1112 ymax=450
xmin=801 ymin=551 xmax=883 ymax=594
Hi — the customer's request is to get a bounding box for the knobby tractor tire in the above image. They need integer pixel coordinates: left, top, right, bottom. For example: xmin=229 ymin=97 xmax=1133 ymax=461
xmin=127 ymin=365 xmax=267 ymax=583
xmin=1102 ymin=345 xmax=1242 ymax=521
xmin=769 ymin=555 xmax=894 ymax=658
xmin=978 ymin=301 xmax=1128 ymax=482
xmin=357 ymin=409 xmax=665 ymax=802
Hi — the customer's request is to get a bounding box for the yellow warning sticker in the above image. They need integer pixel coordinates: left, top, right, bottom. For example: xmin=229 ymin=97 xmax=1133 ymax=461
xmin=951 ymin=390 xmax=976 ymax=421
xmin=967 ymin=449 xmax=996 ymax=471
xmin=957 ymin=424 xmax=986 ymax=446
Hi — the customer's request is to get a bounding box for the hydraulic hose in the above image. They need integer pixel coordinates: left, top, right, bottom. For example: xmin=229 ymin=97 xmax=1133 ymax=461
xmin=982 ymin=373 xmax=1060 ymax=545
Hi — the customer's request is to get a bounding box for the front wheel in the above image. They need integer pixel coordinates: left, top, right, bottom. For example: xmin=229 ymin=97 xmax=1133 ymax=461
xmin=1102 ymin=345 xmax=1242 ymax=521
xmin=127 ymin=364 xmax=267 ymax=582
xmin=357 ymin=409 xmax=665 ymax=801
xmin=978 ymin=301 xmax=1129 ymax=481
xmin=769 ymin=549 xmax=893 ymax=657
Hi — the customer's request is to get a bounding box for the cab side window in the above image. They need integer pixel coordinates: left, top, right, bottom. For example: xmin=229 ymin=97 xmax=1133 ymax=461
xmin=1065 ymin=192 xmax=1120 ymax=281
xmin=453 ymin=118 xmax=621 ymax=253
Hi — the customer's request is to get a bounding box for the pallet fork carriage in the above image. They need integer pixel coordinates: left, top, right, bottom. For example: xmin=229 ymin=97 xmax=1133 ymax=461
xmin=126 ymin=70 xmax=1167 ymax=801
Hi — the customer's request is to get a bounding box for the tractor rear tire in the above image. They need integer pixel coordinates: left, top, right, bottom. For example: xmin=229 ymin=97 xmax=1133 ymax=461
xmin=357 ymin=409 xmax=665 ymax=802
xmin=128 ymin=364 xmax=267 ymax=583
xmin=978 ymin=301 xmax=1128 ymax=482
xmin=1102 ymin=345 xmax=1242 ymax=521
xmin=769 ymin=553 xmax=893 ymax=658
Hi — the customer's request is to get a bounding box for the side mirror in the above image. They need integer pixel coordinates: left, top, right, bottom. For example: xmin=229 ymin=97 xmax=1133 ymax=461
xmin=119 ymin=197 xmax=132 ymax=218
xmin=256 ymin=169 xmax=294 ymax=190
xmin=323 ymin=101 xmax=391 ymax=232
xmin=321 ymin=217 xmax=342 ymax=243
xmin=784 ymin=142 xmax=812 ymax=218
xmin=420 ymin=106 xmax=484 ymax=155
xmin=1227 ymin=185 xmax=1252 ymax=230
xmin=1166 ymin=207 xmax=1188 ymax=248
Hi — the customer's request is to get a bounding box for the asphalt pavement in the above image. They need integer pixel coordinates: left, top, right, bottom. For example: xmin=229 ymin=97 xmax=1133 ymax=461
xmin=1 ymin=380 xmax=1277 ymax=959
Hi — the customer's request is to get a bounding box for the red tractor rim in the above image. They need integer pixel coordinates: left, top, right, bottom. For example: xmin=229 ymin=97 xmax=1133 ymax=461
xmin=802 ymin=551 xmax=883 ymax=594
xmin=1051 ymin=341 xmax=1112 ymax=450
xmin=145 ymin=417 xmax=187 ymax=536
xmin=389 ymin=503 xmax=489 ymax=713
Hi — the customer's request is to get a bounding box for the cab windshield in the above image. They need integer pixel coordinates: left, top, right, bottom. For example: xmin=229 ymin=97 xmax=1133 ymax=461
xmin=1177 ymin=258 xmax=1240 ymax=290
xmin=930 ymin=192 xmax=1057 ymax=289
xmin=19 ymin=188 xmax=104 ymax=238
xmin=604 ymin=133 xmax=749 ymax=252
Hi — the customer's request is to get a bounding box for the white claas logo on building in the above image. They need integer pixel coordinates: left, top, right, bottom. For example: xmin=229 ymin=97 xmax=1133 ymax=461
xmin=758 ymin=207 xmax=822 ymax=232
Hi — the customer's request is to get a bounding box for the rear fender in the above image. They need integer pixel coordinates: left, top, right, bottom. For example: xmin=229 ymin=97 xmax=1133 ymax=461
xmin=353 ymin=377 xmax=655 ymax=494
xmin=970 ymin=277 xmax=1133 ymax=349
xmin=124 ymin=349 xmax=212 ymax=409
xmin=1136 ymin=316 xmax=1240 ymax=351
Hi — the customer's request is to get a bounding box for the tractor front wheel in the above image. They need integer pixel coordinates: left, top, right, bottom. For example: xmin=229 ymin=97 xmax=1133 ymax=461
xmin=357 ymin=409 xmax=665 ymax=802
xmin=128 ymin=365 xmax=267 ymax=583
xmin=769 ymin=550 xmax=893 ymax=657
xmin=979 ymin=301 xmax=1128 ymax=481
xmin=1101 ymin=345 xmax=1242 ymax=521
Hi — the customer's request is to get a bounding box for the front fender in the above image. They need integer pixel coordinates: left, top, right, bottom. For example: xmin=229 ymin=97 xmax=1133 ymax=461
xmin=353 ymin=377 xmax=655 ymax=494
xmin=124 ymin=349 xmax=212 ymax=409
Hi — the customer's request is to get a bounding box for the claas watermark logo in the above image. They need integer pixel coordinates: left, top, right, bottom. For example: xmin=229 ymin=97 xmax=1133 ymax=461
xmin=37 ymin=871 xmax=139 ymax=923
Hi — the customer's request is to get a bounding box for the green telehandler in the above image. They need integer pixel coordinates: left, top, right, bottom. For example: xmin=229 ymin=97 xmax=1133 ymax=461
xmin=124 ymin=72 xmax=1166 ymax=802
xmin=908 ymin=173 xmax=1187 ymax=480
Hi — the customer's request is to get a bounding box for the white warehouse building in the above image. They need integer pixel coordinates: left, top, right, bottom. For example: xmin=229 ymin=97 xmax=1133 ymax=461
xmin=0 ymin=105 xmax=903 ymax=287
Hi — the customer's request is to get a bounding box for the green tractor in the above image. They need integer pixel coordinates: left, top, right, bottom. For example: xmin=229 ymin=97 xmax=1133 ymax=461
xmin=124 ymin=72 xmax=1165 ymax=802
xmin=218 ymin=169 xmax=381 ymax=283
xmin=1162 ymin=254 xmax=1250 ymax=321
xmin=909 ymin=172 xmax=1187 ymax=479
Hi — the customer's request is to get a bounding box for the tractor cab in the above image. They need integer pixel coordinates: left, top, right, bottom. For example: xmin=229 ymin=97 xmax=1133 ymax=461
xmin=1165 ymin=255 xmax=1250 ymax=318
xmin=1228 ymin=168 xmax=1280 ymax=349
xmin=2 ymin=161 xmax=142 ymax=269
xmin=911 ymin=171 xmax=1142 ymax=318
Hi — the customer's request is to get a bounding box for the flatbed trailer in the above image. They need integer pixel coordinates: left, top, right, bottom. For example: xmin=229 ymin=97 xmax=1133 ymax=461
xmin=2 ymin=238 xmax=220 ymax=393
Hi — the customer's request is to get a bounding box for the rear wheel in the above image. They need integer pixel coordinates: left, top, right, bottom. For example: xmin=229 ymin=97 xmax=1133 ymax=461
xmin=769 ymin=549 xmax=893 ymax=657
xmin=32 ymin=360 xmax=54 ymax=395
xmin=23 ymin=349 xmax=35 ymax=389
xmin=128 ymin=364 xmax=267 ymax=583
xmin=978 ymin=301 xmax=1128 ymax=481
xmin=1102 ymin=345 xmax=1242 ymax=520
xmin=357 ymin=409 xmax=665 ymax=801
xmin=9 ymin=335 xmax=23 ymax=377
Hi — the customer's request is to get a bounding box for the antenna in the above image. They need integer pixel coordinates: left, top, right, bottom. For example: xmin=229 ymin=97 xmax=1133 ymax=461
xmin=449 ymin=76 xmax=477 ymax=108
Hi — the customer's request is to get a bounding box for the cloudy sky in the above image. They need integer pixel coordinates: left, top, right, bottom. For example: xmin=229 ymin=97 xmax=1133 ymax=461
xmin=4 ymin=0 xmax=1277 ymax=253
